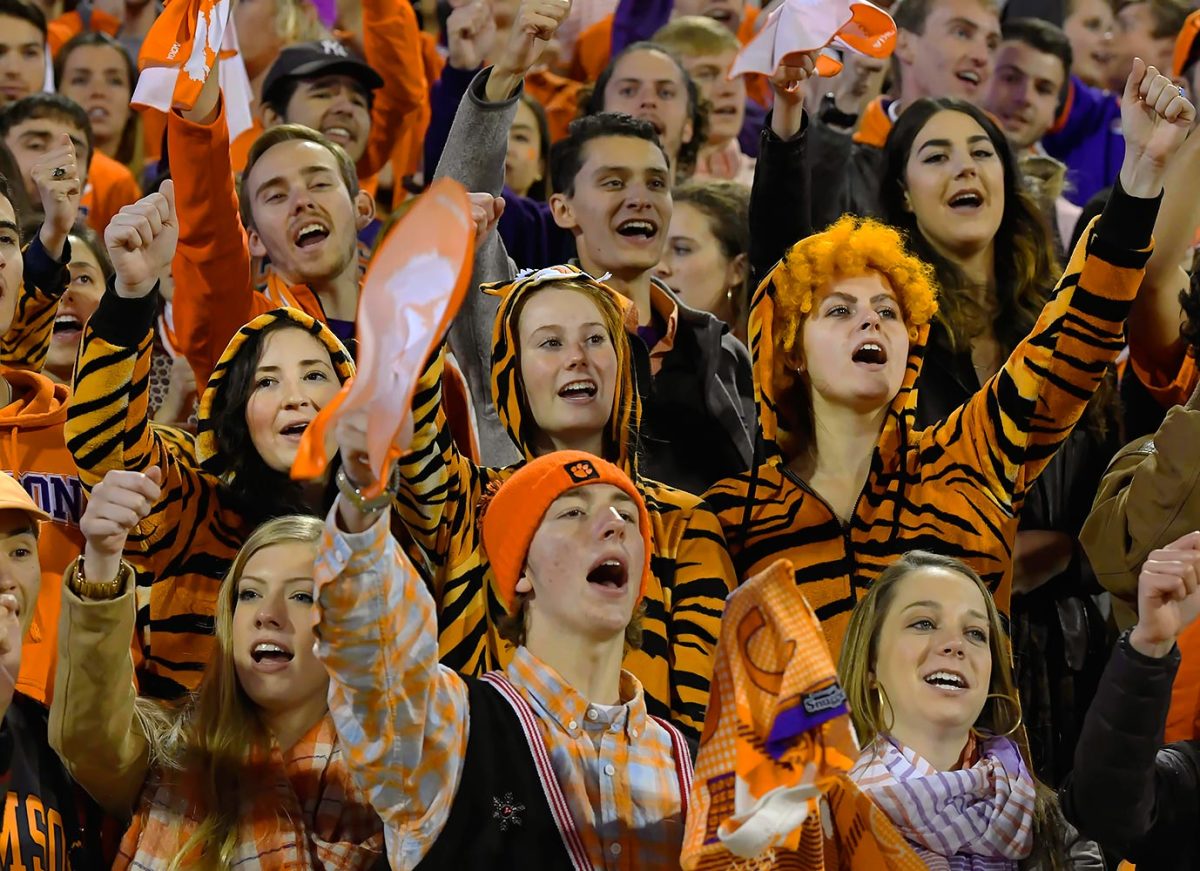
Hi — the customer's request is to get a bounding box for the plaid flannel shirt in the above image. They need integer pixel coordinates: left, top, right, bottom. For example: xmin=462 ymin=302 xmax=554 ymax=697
xmin=314 ymin=502 xmax=688 ymax=870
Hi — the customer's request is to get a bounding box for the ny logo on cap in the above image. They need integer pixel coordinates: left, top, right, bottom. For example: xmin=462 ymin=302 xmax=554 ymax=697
xmin=565 ymin=460 xmax=599 ymax=483
xmin=321 ymin=39 xmax=349 ymax=57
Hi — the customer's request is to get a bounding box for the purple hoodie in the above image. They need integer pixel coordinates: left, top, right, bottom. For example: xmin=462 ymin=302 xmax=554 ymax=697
xmin=1042 ymin=75 xmax=1125 ymax=207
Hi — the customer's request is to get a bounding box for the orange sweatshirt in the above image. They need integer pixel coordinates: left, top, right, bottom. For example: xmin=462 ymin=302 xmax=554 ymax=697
xmin=80 ymin=151 xmax=142 ymax=237
xmin=0 ymin=369 xmax=84 ymax=707
xmin=46 ymin=7 xmax=120 ymax=56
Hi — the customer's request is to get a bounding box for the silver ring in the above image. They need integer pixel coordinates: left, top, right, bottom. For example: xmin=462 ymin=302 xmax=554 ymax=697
xmin=1181 ymin=85 xmax=1188 ymax=97
xmin=51 ymin=166 xmax=65 ymax=179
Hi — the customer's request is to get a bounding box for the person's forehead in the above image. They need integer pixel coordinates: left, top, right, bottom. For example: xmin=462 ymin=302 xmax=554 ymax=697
xmin=67 ymin=237 xmax=102 ymax=270
xmin=890 ymin=567 xmax=988 ymax=613
xmin=251 ymin=139 xmax=343 ymax=182
xmin=8 ymin=117 xmax=87 ymax=145
xmin=239 ymin=541 xmax=316 ymax=580
xmin=996 ymin=41 xmax=1068 ymax=83
xmin=257 ymin=325 xmax=331 ymax=363
xmin=914 ymin=108 xmax=991 ymax=144
xmin=0 ymin=16 xmax=42 ymax=44
xmin=0 ymin=508 xmax=36 ymax=539
xmin=296 ymin=72 xmax=368 ymax=95
xmin=64 ymin=43 xmax=126 ymax=72
xmin=579 ymin=135 xmax=670 ymax=173
xmin=0 ymin=194 xmax=18 ymax=226
xmin=682 ymin=50 xmax=738 ymax=73
xmin=927 ymin=0 xmax=1000 ymax=30
xmin=611 ymin=49 xmax=686 ymax=84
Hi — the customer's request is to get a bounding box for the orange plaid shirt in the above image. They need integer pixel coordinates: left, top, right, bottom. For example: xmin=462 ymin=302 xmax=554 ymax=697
xmin=314 ymin=504 xmax=690 ymax=870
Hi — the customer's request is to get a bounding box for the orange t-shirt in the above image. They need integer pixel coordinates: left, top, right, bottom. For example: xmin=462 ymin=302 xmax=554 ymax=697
xmin=80 ymin=150 xmax=142 ymax=236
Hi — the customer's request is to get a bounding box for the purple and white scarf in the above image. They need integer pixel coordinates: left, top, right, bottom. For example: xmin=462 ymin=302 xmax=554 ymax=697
xmin=849 ymin=735 xmax=1037 ymax=870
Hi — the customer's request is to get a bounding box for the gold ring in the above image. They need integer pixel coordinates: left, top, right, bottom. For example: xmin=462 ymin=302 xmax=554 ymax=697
xmin=51 ymin=167 xmax=65 ymax=179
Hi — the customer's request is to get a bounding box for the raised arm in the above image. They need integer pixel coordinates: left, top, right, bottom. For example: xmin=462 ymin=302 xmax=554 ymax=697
xmin=1124 ymin=128 xmax=1200 ymax=404
xmin=356 ymin=0 xmax=429 ymax=179
xmin=937 ymin=61 xmax=1193 ymax=505
xmin=432 ymin=0 xmax=570 ymax=466
xmin=167 ymin=50 xmax=259 ymax=387
xmin=49 ymin=468 xmax=161 ymax=818
xmin=0 ymin=134 xmax=80 ymax=370
xmin=1062 ymin=534 xmax=1200 ymax=863
xmin=748 ymin=54 xmax=817 ymax=290
xmin=316 ymin=434 xmax=469 ymax=868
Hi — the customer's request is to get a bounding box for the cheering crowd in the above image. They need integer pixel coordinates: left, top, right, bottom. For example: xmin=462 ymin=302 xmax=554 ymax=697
xmin=1 ymin=0 xmax=1200 ymax=866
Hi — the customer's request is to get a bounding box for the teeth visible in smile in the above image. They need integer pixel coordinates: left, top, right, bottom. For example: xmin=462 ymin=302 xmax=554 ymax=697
xmin=254 ymin=642 xmax=286 ymax=654
xmin=861 ymin=342 xmax=882 ymax=352
xmin=925 ymin=671 xmax=967 ymax=688
xmin=957 ymin=71 xmax=980 ymax=84
xmin=325 ymin=126 xmax=351 ymax=138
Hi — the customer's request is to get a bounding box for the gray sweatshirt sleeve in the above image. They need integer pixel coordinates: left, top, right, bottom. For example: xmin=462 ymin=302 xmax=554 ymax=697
xmin=432 ymin=67 xmax=522 ymax=467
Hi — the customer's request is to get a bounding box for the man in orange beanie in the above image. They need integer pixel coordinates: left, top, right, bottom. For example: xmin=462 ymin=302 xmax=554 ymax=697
xmin=316 ymin=444 xmax=693 ymax=868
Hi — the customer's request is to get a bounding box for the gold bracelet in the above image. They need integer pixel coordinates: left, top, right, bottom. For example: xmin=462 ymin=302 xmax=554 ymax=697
xmin=66 ymin=557 xmax=129 ymax=601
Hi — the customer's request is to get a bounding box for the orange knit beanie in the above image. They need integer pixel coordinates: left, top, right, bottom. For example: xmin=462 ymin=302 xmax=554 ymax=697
xmin=481 ymin=451 xmax=652 ymax=612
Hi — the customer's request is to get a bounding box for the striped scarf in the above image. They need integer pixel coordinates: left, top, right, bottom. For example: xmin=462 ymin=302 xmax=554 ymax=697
xmin=850 ymin=735 xmax=1036 ymax=870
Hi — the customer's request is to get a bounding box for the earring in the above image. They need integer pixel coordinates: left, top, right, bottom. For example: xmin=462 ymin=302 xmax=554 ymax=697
xmin=873 ymin=684 xmax=894 ymax=734
xmin=970 ymin=692 xmax=1023 ymax=740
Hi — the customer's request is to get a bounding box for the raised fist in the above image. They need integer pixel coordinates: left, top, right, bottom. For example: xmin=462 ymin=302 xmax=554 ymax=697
xmin=105 ymin=180 xmax=178 ymax=298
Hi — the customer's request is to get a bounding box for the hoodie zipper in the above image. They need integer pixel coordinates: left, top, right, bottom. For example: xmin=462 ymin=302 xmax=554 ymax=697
xmin=779 ymin=464 xmax=865 ymax=575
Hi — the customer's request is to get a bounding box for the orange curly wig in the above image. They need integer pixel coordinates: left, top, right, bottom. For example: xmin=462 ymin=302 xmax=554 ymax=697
xmin=772 ymin=215 xmax=940 ymax=356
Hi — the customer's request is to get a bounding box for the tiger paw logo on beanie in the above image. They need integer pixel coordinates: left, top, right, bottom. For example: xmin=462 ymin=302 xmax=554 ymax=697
xmin=565 ymin=460 xmax=599 ymax=483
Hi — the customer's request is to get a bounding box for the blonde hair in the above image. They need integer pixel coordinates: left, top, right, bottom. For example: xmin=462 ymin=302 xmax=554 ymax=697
xmin=275 ymin=0 xmax=327 ymax=44
xmin=134 ymin=515 xmax=324 ymax=871
xmin=837 ymin=550 xmax=1070 ymax=869
xmin=653 ymin=15 xmax=740 ymax=56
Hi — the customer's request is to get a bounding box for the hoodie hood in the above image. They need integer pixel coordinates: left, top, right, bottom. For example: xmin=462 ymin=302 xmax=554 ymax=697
xmin=481 ymin=265 xmax=642 ymax=475
xmin=749 ymin=257 xmax=933 ymax=467
xmin=0 ymin=369 xmax=68 ymax=429
xmin=195 ymin=308 xmax=355 ymax=471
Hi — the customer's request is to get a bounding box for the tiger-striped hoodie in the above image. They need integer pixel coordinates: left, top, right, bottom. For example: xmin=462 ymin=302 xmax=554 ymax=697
xmin=704 ymin=182 xmax=1159 ymax=655
xmin=395 ymin=266 xmax=736 ymax=741
xmin=64 ymin=290 xmax=354 ymax=699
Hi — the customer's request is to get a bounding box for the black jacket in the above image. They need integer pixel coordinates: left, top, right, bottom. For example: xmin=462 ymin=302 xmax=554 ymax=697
xmin=1061 ymin=631 xmax=1200 ymax=869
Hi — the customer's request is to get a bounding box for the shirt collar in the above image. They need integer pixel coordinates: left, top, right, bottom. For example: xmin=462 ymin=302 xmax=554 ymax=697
xmin=506 ymin=646 xmax=650 ymax=741
xmin=646 ymin=281 xmax=679 ymax=356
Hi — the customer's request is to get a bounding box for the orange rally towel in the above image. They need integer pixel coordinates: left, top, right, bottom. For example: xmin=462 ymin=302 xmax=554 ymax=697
xmin=683 ymin=558 xmax=925 ymax=870
xmin=291 ymin=178 xmax=475 ymax=496
xmin=731 ymin=0 xmax=895 ymax=79
xmin=132 ymin=0 xmax=237 ymax=113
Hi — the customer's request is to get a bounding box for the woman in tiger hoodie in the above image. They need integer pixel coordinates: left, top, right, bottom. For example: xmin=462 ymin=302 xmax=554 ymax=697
xmin=395 ymin=264 xmax=736 ymax=742
xmin=62 ymin=184 xmax=357 ymax=700
xmin=703 ymin=59 xmax=1194 ymax=656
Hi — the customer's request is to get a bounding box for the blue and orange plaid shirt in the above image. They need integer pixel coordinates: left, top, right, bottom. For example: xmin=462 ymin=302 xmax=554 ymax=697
xmin=314 ymin=504 xmax=689 ymax=870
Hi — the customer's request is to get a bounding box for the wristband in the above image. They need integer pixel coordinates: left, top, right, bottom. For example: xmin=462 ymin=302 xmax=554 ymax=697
xmin=66 ymin=557 xmax=131 ymax=601
xmin=336 ymin=465 xmax=399 ymax=515
xmin=819 ymin=92 xmax=859 ymax=129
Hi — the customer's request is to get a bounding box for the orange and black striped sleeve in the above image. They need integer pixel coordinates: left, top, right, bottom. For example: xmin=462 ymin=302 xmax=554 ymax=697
xmin=0 ymin=236 xmax=73 ymax=372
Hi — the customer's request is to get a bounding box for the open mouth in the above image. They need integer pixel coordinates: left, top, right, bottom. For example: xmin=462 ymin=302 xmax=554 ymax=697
xmin=87 ymin=106 xmax=110 ymax=123
xmin=851 ymin=341 xmax=887 ymax=365
xmin=52 ymin=314 xmax=82 ymax=339
xmin=586 ymin=558 xmax=629 ymax=590
xmin=947 ymin=190 xmax=984 ymax=211
xmin=924 ymin=670 xmax=969 ymax=691
xmin=705 ymin=5 xmax=734 ymax=24
xmin=322 ymin=125 xmax=354 ymax=144
xmin=955 ymin=70 xmax=981 ymax=89
xmin=558 ymin=379 xmax=598 ymax=400
xmin=279 ymin=421 xmax=310 ymax=440
xmin=293 ymin=222 xmax=331 ymax=250
xmin=251 ymin=641 xmax=294 ymax=664
xmin=712 ymin=103 xmax=739 ymax=117
xmin=616 ymin=218 xmax=658 ymax=241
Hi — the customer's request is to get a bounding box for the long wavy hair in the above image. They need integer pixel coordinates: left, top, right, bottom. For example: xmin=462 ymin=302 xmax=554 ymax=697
xmin=880 ymin=98 xmax=1052 ymax=356
xmin=133 ymin=515 xmax=325 ymax=870
xmin=879 ymin=97 xmax=1116 ymax=437
xmin=838 ymin=551 xmax=1069 ymax=869
xmin=54 ymin=31 xmax=142 ymax=173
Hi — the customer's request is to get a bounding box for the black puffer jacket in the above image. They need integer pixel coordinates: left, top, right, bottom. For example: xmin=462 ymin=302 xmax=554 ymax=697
xmin=1061 ymin=632 xmax=1200 ymax=869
